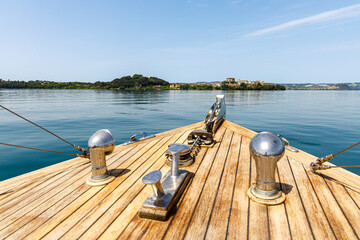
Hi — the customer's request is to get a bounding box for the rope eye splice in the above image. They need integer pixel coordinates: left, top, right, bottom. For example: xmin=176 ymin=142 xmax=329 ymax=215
xmin=309 ymin=141 xmax=360 ymax=173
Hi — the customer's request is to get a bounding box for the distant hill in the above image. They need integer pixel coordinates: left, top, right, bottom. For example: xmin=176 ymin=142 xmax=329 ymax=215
xmin=0 ymin=74 xmax=169 ymax=90
xmin=283 ymin=82 xmax=360 ymax=90
xmin=94 ymin=74 xmax=169 ymax=89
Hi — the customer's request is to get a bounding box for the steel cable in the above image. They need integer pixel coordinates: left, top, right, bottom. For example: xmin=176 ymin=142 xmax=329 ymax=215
xmin=332 ymin=141 xmax=360 ymax=157
xmin=0 ymin=105 xmax=86 ymax=153
xmin=0 ymin=142 xmax=82 ymax=157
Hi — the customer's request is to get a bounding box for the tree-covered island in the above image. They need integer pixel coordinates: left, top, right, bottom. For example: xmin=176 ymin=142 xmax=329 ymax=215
xmin=0 ymin=74 xmax=169 ymax=90
xmin=0 ymin=75 xmax=286 ymax=90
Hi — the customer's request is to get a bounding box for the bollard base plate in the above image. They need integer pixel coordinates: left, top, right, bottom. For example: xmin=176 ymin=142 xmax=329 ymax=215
xmin=139 ymin=170 xmax=192 ymax=221
xmin=86 ymin=173 xmax=115 ymax=186
xmin=247 ymin=185 xmax=286 ymax=205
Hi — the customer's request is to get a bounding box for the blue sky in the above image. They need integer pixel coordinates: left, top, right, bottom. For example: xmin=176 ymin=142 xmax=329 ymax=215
xmin=0 ymin=0 xmax=360 ymax=83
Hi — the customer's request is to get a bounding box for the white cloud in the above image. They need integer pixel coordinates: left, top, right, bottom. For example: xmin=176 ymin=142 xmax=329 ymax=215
xmin=245 ymin=4 xmax=360 ymax=37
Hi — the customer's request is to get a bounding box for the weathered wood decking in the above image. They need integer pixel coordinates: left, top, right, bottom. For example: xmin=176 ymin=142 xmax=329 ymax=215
xmin=0 ymin=120 xmax=359 ymax=239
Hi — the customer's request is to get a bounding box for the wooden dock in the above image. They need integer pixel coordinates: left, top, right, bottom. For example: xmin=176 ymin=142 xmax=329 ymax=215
xmin=0 ymin=120 xmax=359 ymax=239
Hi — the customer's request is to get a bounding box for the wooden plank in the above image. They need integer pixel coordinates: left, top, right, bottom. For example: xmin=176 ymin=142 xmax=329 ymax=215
xmin=0 ymin=168 xmax=65 ymax=204
xmin=287 ymin=157 xmax=335 ymax=239
xmin=0 ymin=144 xmax=134 ymax=209
xmin=1 ymin=139 xmax=158 ymax=238
xmin=182 ymin=129 xmax=233 ymax=240
xmin=205 ymin=132 xmax=242 ymax=240
xmin=277 ymin=156 xmax=314 ymax=239
xmin=323 ymin=173 xmax=360 ymax=237
xmin=0 ymin=166 xmax=77 ymax=220
xmin=267 ymin=169 xmax=291 ymax=239
xmin=227 ymin=137 xmax=250 ymax=240
xmin=0 ymin=167 xmax=75 ymax=202
xmin=99 ymin=127 xmax=226 ymax=240
xmin=222 ymin=120 xmax=256 ymax=139
xmin=285 ymin=149 xmax=360 ymax=192
xmin=0 ymin=166 xmax=90 ymax=235
xmin=248 ymin=146 xmax=269 ymax=240
xmin=0 ymin=144 xmax=125 ymax=193
xmin=292 ymin=158 xmax=357 ymax=239
xmin=23 ymin=134 xmax=176 ymax=240
xmin=0 ymin=141 xmax=138 ymax=229
xmin=3 ymin=183 xmax=91 ymax=239
xmin=57 ymin=129 xmax=193 ymax=240
xmin=0 ymin=146 xmax=130 ymax=202
xmin=346 ymin=187 xmax=360 ymax=210
xmin=0 ymin=157 xmax=88 ymax=192
xmin=159 ymin=127 xmax=226 ymax=240
xmin=113 ymin=140 xmax=210 ymax=240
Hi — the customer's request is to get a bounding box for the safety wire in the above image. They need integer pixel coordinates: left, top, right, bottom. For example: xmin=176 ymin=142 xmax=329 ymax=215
xmin=0 ymin=143 xmax=87 ymax=157
xmin=0 ymin=105 xmax=88 ymax=158
xmin=310 ymin=140 xmax=360 ymax=172
xmin=332 ymin=141 xmax=360 ymax=157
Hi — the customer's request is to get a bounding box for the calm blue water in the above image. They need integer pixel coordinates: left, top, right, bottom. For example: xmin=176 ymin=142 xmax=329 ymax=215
xmin=0 ymin=89 xmax=359 ymax=180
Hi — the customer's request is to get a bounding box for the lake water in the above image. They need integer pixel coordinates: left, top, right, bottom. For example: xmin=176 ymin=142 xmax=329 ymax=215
xmin=0 ymin=89 xmax=359 ymax=180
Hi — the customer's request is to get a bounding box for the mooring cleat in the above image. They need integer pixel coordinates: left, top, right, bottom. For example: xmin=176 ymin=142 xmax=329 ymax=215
xmin=140 ymin=146 xmax=192 ymax=221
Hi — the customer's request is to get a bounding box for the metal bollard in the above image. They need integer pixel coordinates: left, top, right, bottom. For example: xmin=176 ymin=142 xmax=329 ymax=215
xmin=247 ymin=132 xmax=286 ymax=205
xmin=86 ymin=129 xmax=116 ymax=186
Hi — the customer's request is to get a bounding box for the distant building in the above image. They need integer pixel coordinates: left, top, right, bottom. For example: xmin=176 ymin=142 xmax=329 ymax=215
xmin=250 ymin=80 xmax=264 ymax=85
xmin=197 ymin=83 xmax=211 ymax=86
xmin=226 ymin=78 xmax=235 ymax=83
xmin=238 ymin=79 xmax=249 ymax=84
xmin=247 ymin=80 xmax=264 ymax=85
xmin=170 ymin=84 xmax=180 ymax=89
xmin=173 ymin=78 xmax=272 ymax=88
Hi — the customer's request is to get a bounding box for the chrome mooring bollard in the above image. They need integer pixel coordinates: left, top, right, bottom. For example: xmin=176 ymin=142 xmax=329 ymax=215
xmin=247 ymin=132 xmax=286 ymax=205
xmin=86 ymin=129 xmax=116 ymax=186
